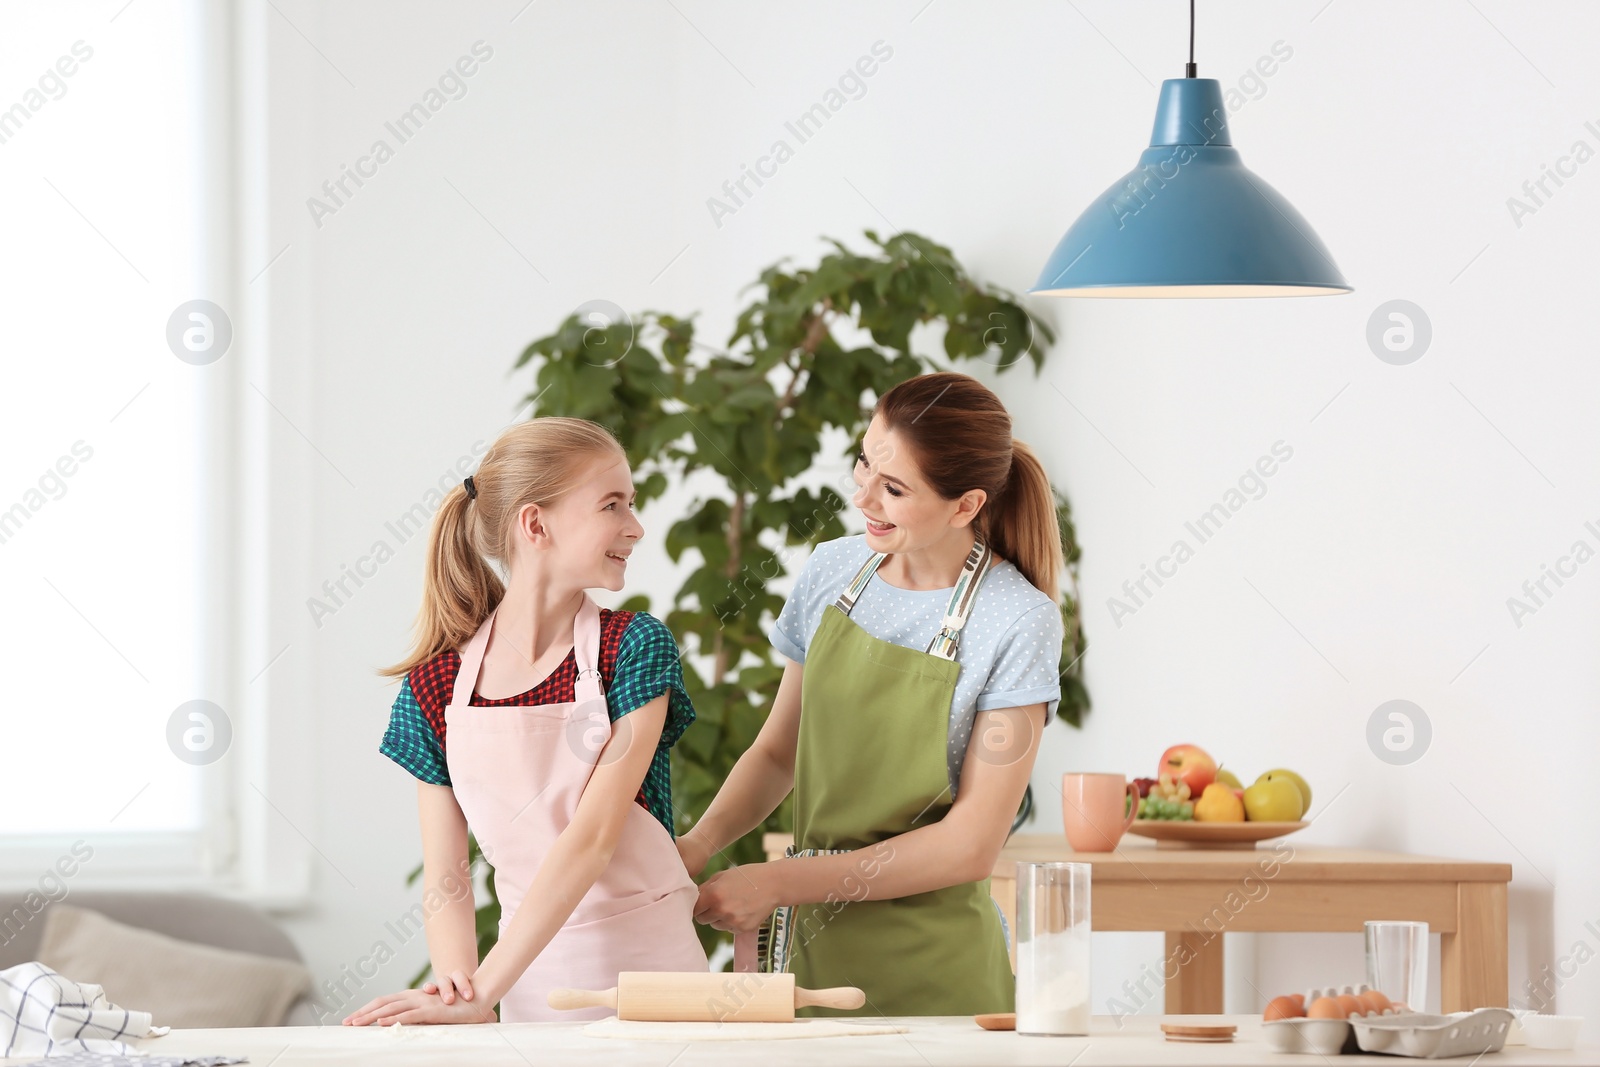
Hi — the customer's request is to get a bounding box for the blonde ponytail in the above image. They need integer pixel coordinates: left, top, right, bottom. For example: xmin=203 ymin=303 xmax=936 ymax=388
xmin=381 ymin=417 xmax=626 ymax=678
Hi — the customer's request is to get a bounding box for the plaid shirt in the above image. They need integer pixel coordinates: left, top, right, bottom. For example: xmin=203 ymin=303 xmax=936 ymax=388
xmin=379 ymin=608 xmax=693 ymax=837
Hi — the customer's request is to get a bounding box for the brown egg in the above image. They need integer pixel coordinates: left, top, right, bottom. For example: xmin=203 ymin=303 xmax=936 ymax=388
xmin=1336 ymin=994 xmax=1364 ymax=1018
xmin=1307 ymin=996 xmax=1344 ymax=1019
xmin=1359 ymin=990 xmax=1393 ymax=1015
xmin=1264 ymin=995 xmax=1307 ymax=1021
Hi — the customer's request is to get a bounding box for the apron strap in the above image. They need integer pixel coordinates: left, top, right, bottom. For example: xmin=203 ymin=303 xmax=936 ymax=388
xmin=448 ymin=594 xmax=606 ymax=706
xmin=833 ymin=551 xmax=887 ymax=615
xmin=571 ymin=593 xmax=605 ymax=704
xmin=450 ymin=611 xmax=497 ymax=709
xmin=832 ymin=538 xmax=995 ymax=661
xmin=925 ymin=539 xmax=994 ymax=661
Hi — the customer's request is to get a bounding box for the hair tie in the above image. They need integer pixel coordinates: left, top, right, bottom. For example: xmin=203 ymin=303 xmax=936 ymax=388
xmin=462 ymin=475 xmax=477 ymax=500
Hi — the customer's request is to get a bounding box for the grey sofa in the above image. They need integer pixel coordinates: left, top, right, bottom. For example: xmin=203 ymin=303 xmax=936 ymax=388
xmin=0 ymin=891 xmax=321 ymax=1026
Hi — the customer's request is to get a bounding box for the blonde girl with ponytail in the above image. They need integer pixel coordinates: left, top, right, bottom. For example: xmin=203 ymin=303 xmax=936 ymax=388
xmin=347 ymin=417 xmax=707 ymax=1025
xmin=680 ymin=371 xmax=1065 ymax=1017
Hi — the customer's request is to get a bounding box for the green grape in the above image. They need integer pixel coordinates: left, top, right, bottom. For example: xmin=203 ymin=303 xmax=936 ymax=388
xmin=1179 ymin=801 xmax=1194 ymax=820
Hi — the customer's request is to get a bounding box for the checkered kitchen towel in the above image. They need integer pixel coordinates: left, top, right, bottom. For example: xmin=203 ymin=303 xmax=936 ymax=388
xmin=16 ymin=1055 xmax=246 ymax=1067
xmin=1 ymin=961 xmax=180 ymax=1058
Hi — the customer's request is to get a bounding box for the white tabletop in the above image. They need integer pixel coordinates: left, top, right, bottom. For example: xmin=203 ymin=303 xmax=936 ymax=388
xmin=4 ymin=1014 xmax=1594 ymax=1066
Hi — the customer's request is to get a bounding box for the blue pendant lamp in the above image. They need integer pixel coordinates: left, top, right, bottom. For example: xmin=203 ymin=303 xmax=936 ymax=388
xmin=1031 ymin=1 xmax=1350 ymax=298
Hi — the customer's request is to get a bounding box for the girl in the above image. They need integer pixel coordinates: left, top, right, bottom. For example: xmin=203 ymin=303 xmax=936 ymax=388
xmin=679 ymin=372 xmax=1064 ymax=1017
xmin=346 ymin=417 xmax=706 ymax=1025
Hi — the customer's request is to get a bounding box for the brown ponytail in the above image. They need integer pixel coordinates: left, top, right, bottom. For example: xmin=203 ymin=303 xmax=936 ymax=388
xmin=381 ymin=417 xmax=626 ymax=677
xmin=874 ymin=372 xmax=1064 ymax=603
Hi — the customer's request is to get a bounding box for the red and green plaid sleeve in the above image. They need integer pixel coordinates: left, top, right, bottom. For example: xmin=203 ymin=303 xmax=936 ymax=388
xmin=379 ymin=674 xmax=451 ymax=786
xmin=609 ymin=611 xmax=695 ymax=836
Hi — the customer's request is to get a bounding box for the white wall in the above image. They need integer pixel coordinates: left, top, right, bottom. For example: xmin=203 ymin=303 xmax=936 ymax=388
xmin=238 ymin=0 xmax=1598 ymax=1026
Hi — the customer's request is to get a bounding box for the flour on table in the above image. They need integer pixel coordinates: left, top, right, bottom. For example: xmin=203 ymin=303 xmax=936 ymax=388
xmin=581 ymin=1018 xmax=909 ymax=1041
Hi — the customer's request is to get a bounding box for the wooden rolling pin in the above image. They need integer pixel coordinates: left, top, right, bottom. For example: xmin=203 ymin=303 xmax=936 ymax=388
xmin=548 ymin=971 xmax=865 ymax=1022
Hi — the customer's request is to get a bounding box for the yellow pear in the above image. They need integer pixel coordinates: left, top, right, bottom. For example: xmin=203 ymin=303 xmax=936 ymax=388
xmin=1193 ymin=782 xmax=1246 ymax=823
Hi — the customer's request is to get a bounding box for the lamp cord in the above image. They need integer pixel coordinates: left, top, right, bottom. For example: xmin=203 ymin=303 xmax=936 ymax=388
xmin=1185 ymin=0 xmax=1197 ymax=77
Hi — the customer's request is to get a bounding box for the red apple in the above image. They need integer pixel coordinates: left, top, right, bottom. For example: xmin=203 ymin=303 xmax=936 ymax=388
xmin=1158 ymin=744 xmax=1217 ymax=796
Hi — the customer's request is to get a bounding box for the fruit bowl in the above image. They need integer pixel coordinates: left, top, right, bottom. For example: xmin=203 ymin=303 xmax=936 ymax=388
xmin=1126 ymin=820 xmax=1308 ymax=849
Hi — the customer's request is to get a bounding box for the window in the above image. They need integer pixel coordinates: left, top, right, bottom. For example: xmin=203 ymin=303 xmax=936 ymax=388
xmin=0 ymin=0 xmax=228 ymax=879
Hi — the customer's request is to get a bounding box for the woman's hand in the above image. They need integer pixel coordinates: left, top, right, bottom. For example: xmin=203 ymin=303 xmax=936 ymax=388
xmin=342 ymin=987 xmax=497 ymax=1026
xmin=676 ymin=829 xmax=715 ymax=881
xmin=693 ymin=862 xmax=780 ymax=933
xmin=419 ymin=969 xmax=476 ymax=1006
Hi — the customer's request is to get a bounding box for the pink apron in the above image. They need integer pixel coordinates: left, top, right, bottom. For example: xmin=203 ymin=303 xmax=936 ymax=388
xmin=444 ymin=593 xmax=708 ymax=1022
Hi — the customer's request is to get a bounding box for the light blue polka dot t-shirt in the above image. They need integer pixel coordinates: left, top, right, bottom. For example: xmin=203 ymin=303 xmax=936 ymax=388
xmin=770 ymin=534 xmax=1064 ymax=798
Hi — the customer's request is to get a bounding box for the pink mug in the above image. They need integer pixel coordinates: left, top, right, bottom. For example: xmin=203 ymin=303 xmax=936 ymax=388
xmin=1061 ymin=772 xmax=1139 ymax=852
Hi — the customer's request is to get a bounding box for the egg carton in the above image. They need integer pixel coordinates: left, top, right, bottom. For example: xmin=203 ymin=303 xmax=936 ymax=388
xmin=1264 ymin=1008 xmax=1514 ymax=1058
xmin=1263 ymin=1017 xmax=1362 ymax=1055
xmin=1264 ymin=984 xmax=1415 ymax=1056
xmin=1352 ymin=1009 xmax=1514 ymax=1058
xmin=1303 ymin=982 xmax=1407 ymax=1012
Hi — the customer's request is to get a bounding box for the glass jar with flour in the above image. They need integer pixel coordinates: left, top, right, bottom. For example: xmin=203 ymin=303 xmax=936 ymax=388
xmin=1015 ymin=861 xmax=1091 ymax=1036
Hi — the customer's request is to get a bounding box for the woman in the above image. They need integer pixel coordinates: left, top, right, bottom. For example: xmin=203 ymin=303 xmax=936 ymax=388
xmin=679 ymin=372 xmax=1065 ymax=1016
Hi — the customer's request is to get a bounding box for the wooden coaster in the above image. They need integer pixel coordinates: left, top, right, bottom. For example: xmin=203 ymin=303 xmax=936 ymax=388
xmin=975 ymin=1013 xmax=1016 ymax=1031
xmin=1161 ymin=1022 xmax=1236 ymax=1043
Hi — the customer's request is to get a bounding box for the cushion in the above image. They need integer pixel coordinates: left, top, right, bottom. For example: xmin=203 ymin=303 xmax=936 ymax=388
xmin=37 ymin=903 xmax=312 ymax=1028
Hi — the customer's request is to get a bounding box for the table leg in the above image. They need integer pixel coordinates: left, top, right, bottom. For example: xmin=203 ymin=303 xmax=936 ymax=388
xmin=1164 ymin=931 xmax=1225 ymax=1014
xmin=1440 ymin=882 xmax=1508 ymax=1010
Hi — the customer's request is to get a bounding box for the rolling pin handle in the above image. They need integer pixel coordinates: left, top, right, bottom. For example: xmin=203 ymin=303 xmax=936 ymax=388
xmin=794 ymin=985 xmax=866 ymax=1011
xmin=547 ymin=986 xmax=618 ymax=1012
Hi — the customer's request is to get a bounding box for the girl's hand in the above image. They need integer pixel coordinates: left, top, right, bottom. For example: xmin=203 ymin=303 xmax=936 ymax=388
xmin=420 ymin=970 xmax=476 ymax=1006
xmin=676 ymin=830 xmax=714 ymax=880
xmin=692 ymin=863 xmax=779 ymax=933
xmin=342 ymin=988 xmax=497 ymax=1026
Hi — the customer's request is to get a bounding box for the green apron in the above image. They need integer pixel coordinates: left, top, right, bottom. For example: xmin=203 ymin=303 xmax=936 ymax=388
xmin=759 ymin=537 xmax=1015 ymax=1017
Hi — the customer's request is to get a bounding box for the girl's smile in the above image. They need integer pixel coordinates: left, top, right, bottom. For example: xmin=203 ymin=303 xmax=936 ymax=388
xmin=579 ymin=461 xmax=643 ymax=589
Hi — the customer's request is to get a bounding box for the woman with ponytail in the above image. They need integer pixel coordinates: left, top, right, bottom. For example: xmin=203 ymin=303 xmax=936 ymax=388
xmin=680 ymin=372 xmax=1065 ymax=1017
xmin=346 ymin=417 xmax=706 ymax=1025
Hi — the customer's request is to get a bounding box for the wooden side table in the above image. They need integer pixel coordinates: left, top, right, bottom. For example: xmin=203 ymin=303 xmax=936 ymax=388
xmin=763 ymin=832 xmax=1511 ymax=1014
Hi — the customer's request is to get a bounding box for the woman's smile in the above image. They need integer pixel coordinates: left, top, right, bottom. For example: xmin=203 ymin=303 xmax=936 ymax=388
xmin=864 ymin=515 xmax=897 ymax=537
